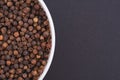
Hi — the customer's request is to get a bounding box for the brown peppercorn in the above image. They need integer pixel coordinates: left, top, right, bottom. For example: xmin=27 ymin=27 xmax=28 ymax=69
xmin=31 ymin=59 xmax=37 ymax=65
xmin=28 ymin=19 xmax=33 ymax=25
xmin=13 ymin=21 xmax=18 ymax=26
xmin=33 ymin=29 xmax=37 ymax=33
xmin=26 ymin=0 xmax=31 ymax=4
xmin=33 ymin=46 xmax=37 ymax=49
xmin=6 ymin=60 xmax=11 ymax=65
xmin=33 ymin=77 xmax=38 ymax=80
xmin=28 ymin=73 xmax=32 ymax=78
xmin=41 ymin=42 xmax=46 ymax=48
xmin=2 ymin=42 xmax=8 ymax=48
xmin=19 ymin=64 xmax=24 ymax=68
xmin=43 ymin=31 xmax=49 ymax=38
xmin=7 ymin=2 xmax=13 ymax=7
xmin=34 ymin=4 xmax=40 ymax=10
xmin=9 ymin=69 xmax=15 ymax=74
xmin=26 ymin=68 xmax=31 ymax=73
xmin=14 ymin=50 xmax=19 ymax=55
xmin=41 ymin=28 xmax=46 ymax=32
xmin=0 ymin=35 xmax=3 ymax=41
xmin=9 ymin=35 xmax=14 ymax=40
xmin=24 ymin=23 xmax=29 ymax=28
xmin=30 ymin=14 xmax=34 ymax=18
xmin=21 ymin=37 xmax=26 ymax=41
xmin=35 ymin=33 xmax=40 ymax=38
xmin=14 ymin=32 xmax=19 ymax=37
xmin=16 ymin=37 xmax=21 ymax=42
xmin=18 ymin=58 xmax=23 ymax=62
xmin=46 ymin=43 xmax=51 ymax=48
xmin=23 ymin=17 xmax=28 ymax=22
xmin=33 ymin=17 xmax=38 ymax=23
xmin=16 ymin=16 xmax=22 ymax=21
xmin=37 ymin=46 xmax=41 ymax=50
xmin=40 ymin=36 xmax=44 ymax=41
xmin=23 ymin=7 xmax=30 ymax=14
xmin=14 ymin=64 xmax=19 ymax=69
xmin=25 ymin=34 xmax=30 ymax=39
xmin=18 ymin=21 xmax=23 ymax=26
xmin=8 ymin=50 xmax=12 ymax=55
xmin=23 ymin=73 xmax=27 ymax=78
xmin=36 ymin=55 xmax=41 ymax=59
xmin=20 ymin=31 xmax=25 ymax=36
xmin=28 ymin=26 xmax=33 ymax=31
xmin=42 ymin=60 xmax=47 ymax=66
xmin=44 ymin=54 xmax=49 ymax=59
xmin=8 ymin=13 xmax=13 ymax=18
xmin=21 ymin=28 xmax=27 ymax=33
xmin=28 ymin=47 xmax=33 ymax=52
xmin=23 ymin=66 xmax=28 ymax=70
xmin=17 ymin=25 xmax=21 ymax=30
xmin=36 ymin=25 xmax=41 ymax=30
xmin=33 ymin=49 xmax=38 ymax=54
xmin=7 ymin=40 xmax=11 ymax=44
xmin=17 ymin=69 xmax=22 ymax=74
xmin=18 ymin=77 xmax=23 ymax=80
xmin=1 ymin=27 xmax=7 ymax=34
xmin=33 ymin=23 xmax=37 ymax=27
xmin=32 ymin=70 xmax=38 ymax=76
xmin=44 ymin=20 xmax=49 ymax=26
xmin=40 ymin=65 xmax=44 ymax=69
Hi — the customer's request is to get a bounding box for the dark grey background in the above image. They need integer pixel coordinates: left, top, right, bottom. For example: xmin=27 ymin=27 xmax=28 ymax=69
xmin=44 ymin=0 xmax=120 ymax=80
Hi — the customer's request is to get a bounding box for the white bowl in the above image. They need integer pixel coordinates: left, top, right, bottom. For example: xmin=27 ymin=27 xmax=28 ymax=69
xmin=38 ymin=0 xmax=55 ymax=80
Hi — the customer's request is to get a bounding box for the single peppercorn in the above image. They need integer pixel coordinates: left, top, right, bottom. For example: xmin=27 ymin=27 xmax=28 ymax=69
xmin=14 ymin=32 xmax=19 ymax=37
xmin=31 ymin=59 xmax=37 ymax=65
xmin=36 ymin=25 xmax=41 ymax=30
xmin=1 ymin=27 xmax=7 ymax=34
xmin=23 ymin=7 xmax=30 ymax=14
xmin=33 ymin=49 xmax=38 ymax=54
xmin=6 ymin=60 xmax=11 ymax=66
xmin=42 ymin=60 xmax=47 ymax=66
xmin=28 ymin=26 xmax=33 ymax=31
xmin=18 ymin=21 xmax=23 ymax=26
xmin=33 ymin=17 xmax=38 ymax=23
xmin=18 ymin=77 xmax=23 ymax=80
xmin=7 ymin=2 xmax=13 ymax=7
xmin=36 ymin=55 xmax=41 ymax=59
xmin=2 ymin=42 xmax=8 ymax=48
xmin=34 ymin=4 xmax=40 ymax=10
xmin=23 ymin=66 xmax=28 ymax=70
xmin=28 ymin=19 xmax=33 ymax=25
xmin=23 ymin=73 xmax=27 ymax=78
xmin=26 ymin=0 xmax=31 ymax=4
xmin=32 ymin=70 xmax=38 ymax=76
xmin=14 ymin=50 xmax=19 ymax=55
xmin=0 ymin=35 xmax=3 ymax=40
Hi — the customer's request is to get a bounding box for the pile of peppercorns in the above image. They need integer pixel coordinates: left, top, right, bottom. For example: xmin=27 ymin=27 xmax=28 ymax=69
xmin=0 ymin=0 xmax=51 ymax=80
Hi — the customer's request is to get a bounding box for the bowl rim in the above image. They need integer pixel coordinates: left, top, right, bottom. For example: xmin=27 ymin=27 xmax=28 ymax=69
xmin=38 ymin=0 xmax=56 ymax=80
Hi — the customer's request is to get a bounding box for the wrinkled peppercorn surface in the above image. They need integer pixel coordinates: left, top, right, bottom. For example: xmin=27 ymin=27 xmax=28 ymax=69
xmin=0 ymin=0 xmax=51 ymax=80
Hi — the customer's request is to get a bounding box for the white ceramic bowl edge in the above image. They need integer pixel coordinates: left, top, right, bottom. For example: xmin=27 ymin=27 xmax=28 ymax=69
xmin=38 ymin=0 xmax=55 ymax=80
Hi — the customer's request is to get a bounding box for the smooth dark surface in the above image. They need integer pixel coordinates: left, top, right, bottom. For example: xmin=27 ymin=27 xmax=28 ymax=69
xmin=44 ymin=0 xmax=120 ymax=80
